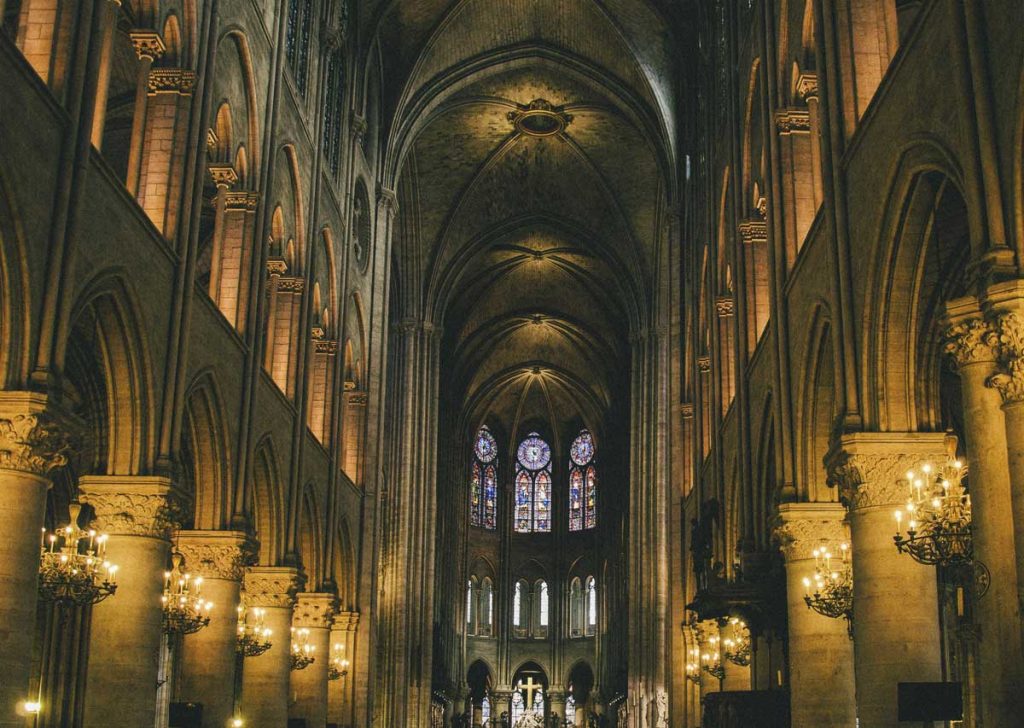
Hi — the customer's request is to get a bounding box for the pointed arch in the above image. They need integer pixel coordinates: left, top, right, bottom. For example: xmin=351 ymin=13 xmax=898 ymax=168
xmin=250 ymin=437 xmax=285 ymax=564
xmin=183 ymin=370 xmax=232 ymax=529
xmin=798 ymin=305 xmax=840 ymax=502
xmin=298 ymin=482 xmax=325 ymax=587
xmin=0 ymin=164 xmax=31 ymax=388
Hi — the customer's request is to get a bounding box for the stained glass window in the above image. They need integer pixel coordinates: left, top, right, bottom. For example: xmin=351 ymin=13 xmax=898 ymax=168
xmin=285 ymin=0 xmax=313 ymax=97
xmin=466 ymin=580 xmax=473 ymax=625
xmin=533 ymin=688 xmax=545 ymax=715
xmin=481 ymin=697 xmax=491 ymax=726
xmin=566 ymin=695 xmax=576 ymax=721
xmin=470 ymin=427 xmax=498 ymax=529
xmin=513 ymin=581 xmax=523 ymax=627
xmin=538 ymin=580 xmax=549 ymax=627
xmin=511 ymin=692 xmax=525 ymax=724
xmin=515 ymin=432 xmax=552 ymax=532
xmin=587 ymin=576 xmax=597 ymax=632
xmin=569 ymin=430 xmax=597 ymax=531
xmin=322 ymin=49 xmax=346 ymax=176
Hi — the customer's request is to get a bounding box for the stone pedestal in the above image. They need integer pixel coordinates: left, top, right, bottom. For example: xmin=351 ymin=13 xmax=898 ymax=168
xmin=944 ymin=297 xmax=1024 ymax=724
xmin=176 ymin=530 xmax=249 ymax=728
xmin=827 ymin=434 xmax=944 ymax=728
xmin=289 ymin=592 xmax=337 ymax=728
xmin=239 ymin=567 xmax=301 ymax=726
xmin=774 ymin=503 xmax=856 ymax=728
xmin=0 ymin=406 xmax=68 ymax=728
xmin=79 ymin=476 xmax=177 ymax=728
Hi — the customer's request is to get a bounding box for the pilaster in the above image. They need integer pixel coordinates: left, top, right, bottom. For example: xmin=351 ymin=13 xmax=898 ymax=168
xmin=290 ymin=592 xmax=338 ymax=727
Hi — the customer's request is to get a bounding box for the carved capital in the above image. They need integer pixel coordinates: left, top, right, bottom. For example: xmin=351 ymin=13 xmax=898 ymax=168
xmin=697 ymin=355 xmax=711 ymax=373
xmin=243 ymin=566 xmax=304 ymax=609
xmin=738 ymin=218 xmax=768 ymax=245
xmin=78 ymin=476 xmax=181 ymax=538
xmin=293 ymin=592 xmax=338 ymax=629
xmin=795 ymin=72 xmax=819 ymax=101
xmin=377 ymin=185 xmax=398 ymax=215
xmin=775 ymin=108 xmax=811 ymax=135
xmin=278 ymin=276 xmax=305 ymax=293
xmin=148 ymin=68 xmax=196 ymax=95
xmin=266 ymin=258 xmax=288 ymax=276
xmin=130 ymin=30 xmax=166 ymax=61
xmin=772 ymin=503 xmax=848 ymax=562
xmin=986 ymin=310 xmax=1024 ymax=404
xmin=225 ymin=191 xmax=260 ymax=212
xmin=333 ymin=610 xmax=360 ymax=631
xmin=0 ymin=410 xmax=73 ymax=476
xmin=825 ymin=433 xmax=947 ymax=510
xmin=350 ymin=113 xmax=367 ymax=144
xmin=715 ymin=296 xmax=735 ymax=317
xmin=208 ymin=164 xmax=238 ymax=189
xmin=680 ymin=402 xmax=695 ymax=418
xmin=176 ymin=530 xmax=252 ymax=581
xmin=943 ymin=316 xmax=997 ymax=369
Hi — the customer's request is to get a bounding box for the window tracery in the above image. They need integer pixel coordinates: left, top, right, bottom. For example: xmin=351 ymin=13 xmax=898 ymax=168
xmin=470 ymin=426 xmax=497 ymax=529
xmin=569 ymin=430 xmax=597 ymax=530
xmin=515 ymin=432 xmax=551 ymax=532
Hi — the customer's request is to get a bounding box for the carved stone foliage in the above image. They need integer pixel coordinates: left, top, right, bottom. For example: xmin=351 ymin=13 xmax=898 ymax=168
xmin=827 ymin=447 xmax=944 ymax=510
xmin=148 ymin=69 xmax=196 ymax=95
xmin=943 ymin=317 xmax=997 ymax=369
xmin=83 ymin=491 xmax=180 ymax=538
xmin=773 ymin=516 xmax=848 ymax=562
xmin=293 ymin=592 xmax=338 ymax=629
xmin=0 ymin=412 xmax=73 ymax=475
xmin=986 ymin=311 xmax=1024 ymax=404
xmin=243 ymin=567 xmax=303 ymax=609
xmin=334 ymin=610 xmax=360 ymax=632
xmin=176 ymin=531 xmax=251 ymax=581
xmin=774 ymin=109 xmax=811 ymax=134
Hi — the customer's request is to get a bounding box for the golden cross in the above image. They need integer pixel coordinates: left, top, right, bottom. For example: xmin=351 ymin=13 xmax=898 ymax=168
xmin=519 ymin=677 xmax=542 ymax=709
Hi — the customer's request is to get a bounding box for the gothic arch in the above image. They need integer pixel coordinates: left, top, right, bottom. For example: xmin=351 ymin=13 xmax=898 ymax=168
xmin=299 ymin=482 xmax=325 ymax=587
xmin=0 ymin=165 xmax=30 ymax=388
xmin=250 ymin=436 xmax=285 ymax=564
xmin=797 ymin=305 xmax=839 ymax=501
xmin=862 ymin=140 xmax=973 ymax=431
xmin=216 ymin=29 xmax=261 ymax=179
xmin=64 ymin=272 xmax=155 ymax=475
xmin=183 ymin=370 xmax=232 ymax=529
xmin=333 ymin=517 xmax=357 ymax=610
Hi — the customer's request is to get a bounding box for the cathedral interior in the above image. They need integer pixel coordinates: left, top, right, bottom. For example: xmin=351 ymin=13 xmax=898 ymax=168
xmin=0 ymin=0 xmax=1023 ymax=726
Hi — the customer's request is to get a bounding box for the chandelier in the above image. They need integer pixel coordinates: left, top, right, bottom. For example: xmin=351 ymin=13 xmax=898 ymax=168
xmin=893 ymin=435 xmax=972 ymax=567
xmin=162 ymin=552 xmax=213 ymax=635
xmin=328 ymin=642 xmax=349 ymax=681
xmin=684 ymin=644 xmax=702 ymax=685
xmin=722 ymin=616 xmax=750 ymax=666
xmin=290 ymin=627 xmax=316 ymax=670
xmin=236 ymin=603 xmax=273 ymax=657
xmin=38 ymin=503 xmax=118 ymax=608
xmin=803 ymin=542 xmax=853 ymax=636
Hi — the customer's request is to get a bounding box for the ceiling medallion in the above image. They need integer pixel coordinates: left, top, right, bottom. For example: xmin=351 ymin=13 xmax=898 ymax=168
xmin=507 ymin=99 xmax=573 ymax=137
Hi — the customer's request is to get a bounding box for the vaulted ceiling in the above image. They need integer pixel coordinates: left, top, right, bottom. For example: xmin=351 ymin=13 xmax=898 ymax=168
xmin=375 ymin=0 xmax=685 ymax=439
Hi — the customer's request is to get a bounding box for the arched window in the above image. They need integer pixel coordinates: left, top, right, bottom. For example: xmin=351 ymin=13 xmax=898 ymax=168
xmin=586 ymin=576 xmax=597 ymax=636
xmin=515 ymin=432 xmax=552 ymax=532
xmin=285 ymin=0 xmax=314 ymax=96
xmin=569 ymin=577 xmax=583 ymax=637
xmin=466 ymin=579 xmax=474 ymax=631
xmin=569 ymin=430 xmax=597 ymax=531
xmin=533 ymin=688 xmax=545 ymax=716
xmin=480 ymin=577 xmax=494 ymax=636
xmin=511 ymin=692 xmax=526 ymax=724
xmin=513 ymin=580 xmax=527 ymax=636
xmin=470 ymin=426 xmax=498 ymax=529
xmin=534 ymin=580 xmax=549 ymax=637
xmin=322 ymin=47 xmax=346 ymax=176
xmin=566 ymin=694 xmax=577 ymax=722
xmin=481 ymin=696 xmax=491 ymax=726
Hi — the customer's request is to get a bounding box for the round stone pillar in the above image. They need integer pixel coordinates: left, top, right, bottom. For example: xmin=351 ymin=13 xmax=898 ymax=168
xmin=774 ymin=503 xmax=856 ymax=728
xmin=548 ymin=687 xmax=566 ymax=726
xmin=239 ymin=567 xmax=301 ymax=726
xmin=79 ymin=475 xmax=177 ymax=728
xmin=176 ymin=530 xmax=249 ymax=728
xmin=827 ymin=434 xmax=944 ymax=728
xmin=289 ymin=592 xmax=337 ymax=728
xmin=944 ymin=299 xmax=1024 ymax=724
xmin=327 ymin=611 xmax=358 ymax=727
xmin=0 ymin=407 xmax=68 ymax=728
xmin=491 ymin=688 xmax=511 ymax=728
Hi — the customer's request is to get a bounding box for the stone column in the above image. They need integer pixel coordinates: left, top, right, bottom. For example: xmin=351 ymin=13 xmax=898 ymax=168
xmin=79 ymin=475 xmax=178 ymax=728
xmin=125 ymin=30 xmax=166 ymax=196
xmin=548 ymin=687 xmax=566 ymax=726
xmin=239 ymin=567 xmax=302 ymax=726
xmin=944 ymin=295 xmax=1024 ymax=724
xmin=774 ymin=503 xmax=855 ymax=728
xmin=176 ymin=530 xmax=250 ymax=728
xmin=289 ymin=592 xmax=337 ymax=728
xmin=327 ymin=611 xmax=359 ymax=727
xmin=0 ymin=405 xmax=69 ymax=728
xmin=491 ymin=689 xmax=511 ymax=728
xmin=827 ymin=434 xmax=945 ymax=728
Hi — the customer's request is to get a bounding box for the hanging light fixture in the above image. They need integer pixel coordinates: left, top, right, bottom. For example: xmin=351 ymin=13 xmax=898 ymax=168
xmin=684 ymin=644 xmax=703 ymax=685
xmin=161 ymin=552 xmax=213 ymax=635
xmin=38 ymin=503 xmax=118 ymax=609
xmin=328 ymin=642 xmax=349 ymax=681
xmin=893 ymin=434 xmax=972 ymax=567
xmin=803 ymin=542 xmax=853 ymax=636
xmin=236 ymin=602 xmax=273 ymax=657
xmin=721 ymin=616 xmax=751 ymax=666
xmin=290 ymin=627 xmax=316 ymax=670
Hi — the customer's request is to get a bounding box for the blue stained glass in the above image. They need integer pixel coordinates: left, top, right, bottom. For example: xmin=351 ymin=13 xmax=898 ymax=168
xmin=517 ymin=433 xmax=551 ymax=470
xmin=534 ymin=471 xmax=551 ymax=532
xmin=570 ymin=430 xmax=595 ymax=465
xmin=471 ymin=427 xmax=498 ymax=530
xmin=470 ymin=462 xmax=482 ymax=527
xmin=475 ymin=427 xmax=497 ymax=462
xmin=515 ymin=471 xmax=532 ymax=532
xmin=569 ymin=469 xmax=583 ymax=531
xmin=483 ymin=465 xmax=497 ymax=529
xmin=585 ymin=465 xmax=597 ymax=529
